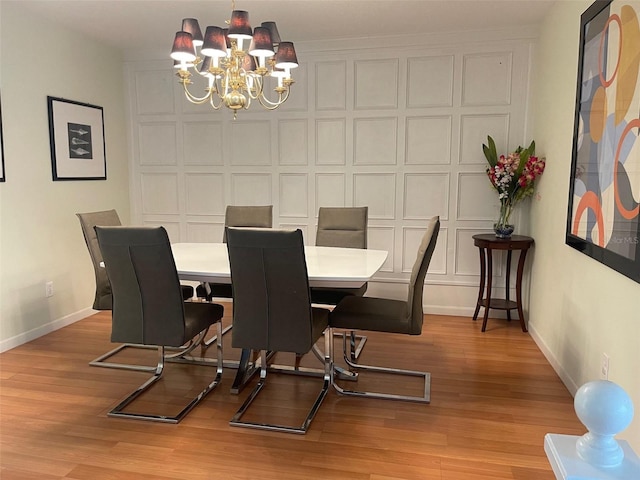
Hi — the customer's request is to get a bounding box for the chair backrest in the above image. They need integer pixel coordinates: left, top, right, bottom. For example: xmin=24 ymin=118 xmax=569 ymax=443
xmin=226 ymin=228 xmax=316 ymax=354
xmin=222 ymin=205 xmax=273 ymax=242
xmin=316 ymin=206 xmax=368 ymax=249
xmin=94 ymin=226 xmax=187 ymax=347
xmin=76 ymin=209 xmax=121 ymax=310
xmin=406 ymin=216 xmax=440 ymax=335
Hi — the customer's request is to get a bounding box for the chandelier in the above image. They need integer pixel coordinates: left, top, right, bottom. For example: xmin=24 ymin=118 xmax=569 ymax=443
xmin=170 ymin=1 xmax=298 ymax=119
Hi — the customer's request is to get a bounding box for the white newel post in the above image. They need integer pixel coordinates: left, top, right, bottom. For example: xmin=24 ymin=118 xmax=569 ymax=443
xmin=545 ymin=380 xmax=640 ymax=479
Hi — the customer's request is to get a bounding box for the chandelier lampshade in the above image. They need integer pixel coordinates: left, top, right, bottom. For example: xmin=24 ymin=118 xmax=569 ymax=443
xmin=181 ymin=18 xmax=204 ymax=47
xmin=171 ymin=1 xmax=298 ymax=118
xmin=170 ymin=32 xmax=196 ymax=62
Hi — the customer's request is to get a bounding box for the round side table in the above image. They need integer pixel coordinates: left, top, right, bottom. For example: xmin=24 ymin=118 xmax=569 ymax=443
xmin=472 ymin=234 xmax=534 ymax=332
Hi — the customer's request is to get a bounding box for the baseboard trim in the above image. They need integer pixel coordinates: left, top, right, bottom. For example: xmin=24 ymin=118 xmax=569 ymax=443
xmin=528 ymin=322 xmax=579 ymax=396
xmin=0 ymin=307 xmax=96 ymax=353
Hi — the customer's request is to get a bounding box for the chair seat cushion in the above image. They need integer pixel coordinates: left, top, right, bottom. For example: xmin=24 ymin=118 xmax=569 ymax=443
xmin=329 ymin=296 xmax=410 ymax=334
xmin=309 ymin=283 xmax=367 ymax=305
xmin=196 ymin=282 xmax=233 ymax=301
xmin=183 ymin=302 xmax=224 ymax=343
xmin=181 ymin=285 xmax=194 ymax=300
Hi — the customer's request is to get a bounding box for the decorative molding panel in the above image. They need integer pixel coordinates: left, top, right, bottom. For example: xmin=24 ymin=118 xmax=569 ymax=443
xmin=354 ymin=58 xmax=399 ymax=109
xmin=138 ymin=123 xmax=177 ymax=165
xmin=353 ymin=173 xmax=396 ymax=219
xmin=140 ymin=173 xmax=179 ymax=214
xmin=406 ymin=116 xmax=452 ymax=165
xmin=230 ymin=121 xmax=271 ymax=166
xmin=457 ymin=172 xmax=500 ymax=220
xmin=354 ymin=117 xmax=398 ymax=165
xmin=315 ymin=173 xmax=346 ymax=209
xmin=407 ymin=55 xmax=454 ymax=108
xmin=230 ymin=173 xmax=272 ymax=205
xmin=403 ymin=173 xmax=450 ymax=221
xmin=462 ymin=51 xmax=513 ymax=106
xmin=279 ymin=119 xmax=308 ymax=165
xmin=316 ymin=61 xmax=347 ymax=110
xmin=316 ymin=118 xmax=346 ymax=165
xmin=279 ymin=174 xmax=309 ymax=217
xmin=185 ymin=173 xmax=225 ymax=216
xmin=183 ymin=121 xmax=224 ymax=166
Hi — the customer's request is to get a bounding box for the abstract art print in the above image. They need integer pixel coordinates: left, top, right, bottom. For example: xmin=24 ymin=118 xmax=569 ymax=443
xmin=566 ymin=0 xmax=640 ymax=283
xmin=47 ymin=96 xmax=106 ymax=181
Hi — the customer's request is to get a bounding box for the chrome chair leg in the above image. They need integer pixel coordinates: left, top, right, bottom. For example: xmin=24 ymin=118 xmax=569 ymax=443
xmin=329 ymin=328 xmax=431 ymax=403
xmin=108 ymin=323 xmax=224 ymax=423
xmin=90 ymin=343 xmax=167 ymax=372
xmin=331 ymin=330 xmax=367 ymax=360
xmin=229 ymin=332 xmax=330 ymax=434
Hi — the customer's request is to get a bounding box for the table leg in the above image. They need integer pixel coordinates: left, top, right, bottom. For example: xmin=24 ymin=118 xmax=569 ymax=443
xmin=505 ymin=250 xmax=512 ymax=322
xmin=473 ymin=247 xmax=486 ymax=320
xmin=516 ymin=249 xmax=529 ymax=332
xmin=481 ymin=248 xmax=493 ymax=332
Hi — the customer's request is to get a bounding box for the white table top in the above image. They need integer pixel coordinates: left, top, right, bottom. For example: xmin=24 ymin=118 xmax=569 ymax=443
xmin=172 ymin=243 xmax=388 ymax=288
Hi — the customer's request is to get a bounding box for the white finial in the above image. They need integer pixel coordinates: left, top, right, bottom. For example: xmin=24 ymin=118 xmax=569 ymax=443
xmin=574 ymin=380 xmax=634 ymax=468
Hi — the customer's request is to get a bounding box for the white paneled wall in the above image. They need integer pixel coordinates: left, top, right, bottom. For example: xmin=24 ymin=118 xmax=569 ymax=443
xmin=125 ymin=34 xmax=535 ymax=315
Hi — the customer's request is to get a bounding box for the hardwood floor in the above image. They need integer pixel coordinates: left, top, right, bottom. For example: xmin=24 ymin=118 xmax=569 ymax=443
xmin=0 ymin=305 xmax=584 ymax=479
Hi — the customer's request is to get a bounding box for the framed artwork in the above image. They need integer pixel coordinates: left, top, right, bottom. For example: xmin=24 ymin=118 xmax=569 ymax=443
xmin=1 ymin=92 xmax=5 ymax=182
xmin=566 ymin=0 xmax=640 ymax=283
xmin=47 ymin=96 xmax=106 ymax=181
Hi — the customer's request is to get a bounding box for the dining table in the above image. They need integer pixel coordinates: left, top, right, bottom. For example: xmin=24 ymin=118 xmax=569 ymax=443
xmin=171 ymin=242 xmax=388 ymax=393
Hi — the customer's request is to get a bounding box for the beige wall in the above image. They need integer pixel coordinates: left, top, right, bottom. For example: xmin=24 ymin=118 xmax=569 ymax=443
xmin=530 ymin=0 xmax=640 ymax=450
xmin=0 ymin=3 xmax=130 ymax=348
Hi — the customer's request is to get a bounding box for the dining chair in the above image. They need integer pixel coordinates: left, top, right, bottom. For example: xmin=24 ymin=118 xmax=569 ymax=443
xmin=95 ymin=225 xmax=225 ymax=423
xmin=310 ymin=206 xmax=369 ymax=360
xmin=77 ymin=210 xmax=195 ymax=372
xmin=196 ymin=205 xmax=273 ymax=301
xmin=226 ymin=227 xmax=330 ymax=434
xmin=77 ymin=210 xmax=195 ymax=308
xmin=328 ymin=215 xmax=440 ymax=403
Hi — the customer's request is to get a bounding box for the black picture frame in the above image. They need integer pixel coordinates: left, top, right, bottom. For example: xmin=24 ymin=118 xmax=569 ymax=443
xmin=565 ymin=0 xmax=640 ymax=283
xmin=0 ymin=92 xmax=5 ymax=183
xmin=47 ymin=96 xmax=106 ymax=181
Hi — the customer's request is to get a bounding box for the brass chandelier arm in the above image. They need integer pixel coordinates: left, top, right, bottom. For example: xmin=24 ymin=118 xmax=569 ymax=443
xmin=255 ymin=89 xmax=290 ymax=109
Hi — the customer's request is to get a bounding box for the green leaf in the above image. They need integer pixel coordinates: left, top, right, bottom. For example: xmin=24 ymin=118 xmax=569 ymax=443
xmin=483 ymin=135 xmax=498 ymax=167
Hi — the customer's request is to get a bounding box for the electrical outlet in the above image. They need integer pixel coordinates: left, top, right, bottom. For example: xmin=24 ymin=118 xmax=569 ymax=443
xmin=45 ymin=281 xmax=54 ymax=298
xmin=600 ymin=352 xmax=609 ymax=380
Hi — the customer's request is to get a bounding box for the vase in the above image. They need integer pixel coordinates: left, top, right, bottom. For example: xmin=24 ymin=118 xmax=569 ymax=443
xmin=494 ymin=201 xmax=514 ymax=239
xmin=493 ymin=223 xmax=515 ymax=238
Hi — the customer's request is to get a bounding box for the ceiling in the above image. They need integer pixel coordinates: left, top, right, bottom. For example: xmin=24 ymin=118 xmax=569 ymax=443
xmin=12 ymin=0 xmax=556 ymax=53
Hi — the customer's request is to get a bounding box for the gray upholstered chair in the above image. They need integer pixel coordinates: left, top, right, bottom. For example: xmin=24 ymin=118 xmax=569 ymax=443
xmin=77 ymin=209 xmax=120 ymax=310
xmin=310 ymin=206 xmax=369 ymax=359
xmin=196 ymin=205 xmax=273 ymax=301
xmin=77 ymin=210 xmax=194 ymax=309
xmin=77 ymin=210 xmax=195 ymax=372
xmin=328 ymin=215 xmax=440 ymax=403
xmin=95 ymin=225 xmax=224 ymax=423
xmin=226 ymin=227 xmax=330 ymax=434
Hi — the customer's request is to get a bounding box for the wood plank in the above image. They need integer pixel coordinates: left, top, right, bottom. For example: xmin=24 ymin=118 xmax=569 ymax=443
xmin=0 ymin=310 xmax=583 ymax=479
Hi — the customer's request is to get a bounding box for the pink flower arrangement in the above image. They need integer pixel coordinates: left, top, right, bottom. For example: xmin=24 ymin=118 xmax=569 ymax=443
xmin=482 ymin=136 xmax=546 ymax=227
